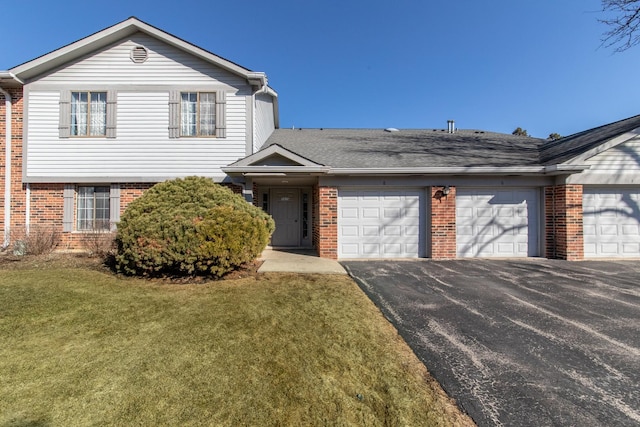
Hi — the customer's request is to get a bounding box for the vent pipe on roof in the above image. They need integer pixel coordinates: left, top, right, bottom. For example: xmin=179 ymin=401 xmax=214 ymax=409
xmin=447 ymin=120 xmax=455 ymax=133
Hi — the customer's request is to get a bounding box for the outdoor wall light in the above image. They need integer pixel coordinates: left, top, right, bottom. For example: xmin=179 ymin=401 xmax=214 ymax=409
xmin=442 ymin=186 xmax=450 ymax=196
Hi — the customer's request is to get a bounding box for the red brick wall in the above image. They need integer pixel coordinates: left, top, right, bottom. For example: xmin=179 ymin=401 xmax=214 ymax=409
xmin=0 ymin=87 xmax=25 ymax=243
xmin=119 ymin=183 xmax=154 ymax=215
xmin=430 ymin=186 xmax=457 ymax=259
xmin=317 ymin=186 xmax=337 ymax=259
xmin=545 ymin=184 xmax=583 ymax=260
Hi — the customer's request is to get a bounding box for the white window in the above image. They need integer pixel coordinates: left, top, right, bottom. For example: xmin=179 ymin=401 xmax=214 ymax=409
xmin=71 ymin=91 xmax=107 ymax=136
xmin=77 ymin=186 xmax=110 ymax=231
xmin=180 ymin=92 xmax=216 ymax=136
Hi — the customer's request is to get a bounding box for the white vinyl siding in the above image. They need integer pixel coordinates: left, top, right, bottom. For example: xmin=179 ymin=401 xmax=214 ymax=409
xmin=254 ymin=93 xmax=275 ymax=151
xmin=583 ymin=188 xmax=640 ymax=258
xmin=26 ymin=90 xmax=247 ymax=180
xmin=37 ymin=33 xmax=246 ymax=87
xmin=338 ymin=188 xmax=425 ymax=259
xmin=568 ymin=136 xmax=640 ymax=185
xmin=456 ymin=188 xmax=539 ymax=257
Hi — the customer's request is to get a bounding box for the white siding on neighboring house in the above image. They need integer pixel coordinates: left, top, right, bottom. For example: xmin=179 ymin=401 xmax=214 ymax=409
xmin=26 ymin=91 xmax=247 ymax=181
xmin=569 ymin=136 xmax=640 ymax=185
xmin=254 ymin=93 xmax=275 ymax=152
xmin=24 ymin=32 xmax=253 ymax=182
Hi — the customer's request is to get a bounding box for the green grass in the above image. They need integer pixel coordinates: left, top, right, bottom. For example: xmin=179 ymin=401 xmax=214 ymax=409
xmin=0 ymin=258 xmax=473 ymax=426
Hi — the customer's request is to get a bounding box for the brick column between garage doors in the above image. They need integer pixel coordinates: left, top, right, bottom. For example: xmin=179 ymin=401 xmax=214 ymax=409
xmin=430 ymin=186 xmax=457 ymax=259
xmin=545 ymin=184 xmax=584 ymax=260
xmin=317 ymin=186 xmax=338 ymax=259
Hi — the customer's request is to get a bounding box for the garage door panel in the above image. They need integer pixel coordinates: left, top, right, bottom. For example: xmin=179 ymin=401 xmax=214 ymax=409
xmin=456 ymin=188 xmax=539 ymax=258
xmin=584 ymin=188 xmax=640 ymax=258
xmin=338 ymin=189 xmax=425 ymax=258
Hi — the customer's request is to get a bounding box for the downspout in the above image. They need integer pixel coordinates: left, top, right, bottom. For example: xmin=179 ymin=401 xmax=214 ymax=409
xmin=0 ymin=86 xmax=11 ymax=248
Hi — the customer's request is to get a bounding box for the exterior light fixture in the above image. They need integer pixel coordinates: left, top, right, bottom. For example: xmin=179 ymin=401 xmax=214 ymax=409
xmin=442 ymin=186 xmax=450 ymax=196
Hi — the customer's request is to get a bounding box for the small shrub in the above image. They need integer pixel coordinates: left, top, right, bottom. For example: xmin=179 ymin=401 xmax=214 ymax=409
xmin=9 ymin=225 xmax=60 ymax=255
xmin=82 ymin=227 xmax=116 ymax=257
xmin=115 ymin=177 xmax=274 ymax=278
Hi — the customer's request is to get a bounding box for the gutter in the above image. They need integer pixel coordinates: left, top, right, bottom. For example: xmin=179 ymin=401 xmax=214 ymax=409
xmin=222 ymin=164 xmax=591 ymax=177
xmin=0 ymin=86 xmax=12 ymax=247
xmin=327 ymin=165 xmax=590 ymax=175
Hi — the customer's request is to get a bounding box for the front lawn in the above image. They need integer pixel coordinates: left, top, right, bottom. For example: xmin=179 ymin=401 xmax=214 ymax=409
xmin=0 ymin=257 xmax=473 ymax=426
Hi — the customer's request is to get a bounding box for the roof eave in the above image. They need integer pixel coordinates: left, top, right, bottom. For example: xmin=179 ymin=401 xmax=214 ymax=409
xmin=222 ymin=166 xmax=331 ymax=175
xmin=328 ymin=167 xmax=548 ymax=175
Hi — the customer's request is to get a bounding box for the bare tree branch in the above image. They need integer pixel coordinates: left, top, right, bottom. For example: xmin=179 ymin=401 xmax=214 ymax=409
xmin=600 ymin=0 xmax=640 ymax=52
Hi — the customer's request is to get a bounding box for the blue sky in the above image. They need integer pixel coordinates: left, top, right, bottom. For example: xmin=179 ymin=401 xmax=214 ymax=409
xmin=2 ymin=0 xmax=638 ymax=138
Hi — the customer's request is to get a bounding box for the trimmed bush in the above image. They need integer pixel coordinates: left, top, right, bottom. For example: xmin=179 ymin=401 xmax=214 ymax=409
xmin=115 ymin=177 xmax=275 ymax=278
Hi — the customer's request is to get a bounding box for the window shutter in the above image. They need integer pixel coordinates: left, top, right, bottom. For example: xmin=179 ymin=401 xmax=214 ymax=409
xmin=215 ymin=91 xmax=226 ymax=138
xmin=63 ymin=184 xmax=74 ymax=232
xmin=168 ymin=91 xmax=180 ymax=138
xmin=59 ymin=91 xmax=71 ymax=138
xmin=106 ymin=90 xmax=117 ymax=138
xmin=109 ymin=184 xmax=120 ymax=231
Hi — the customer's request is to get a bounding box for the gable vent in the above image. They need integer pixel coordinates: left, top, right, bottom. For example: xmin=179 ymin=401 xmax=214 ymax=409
xmin=130 ymin=46 xmax=148 ymax=63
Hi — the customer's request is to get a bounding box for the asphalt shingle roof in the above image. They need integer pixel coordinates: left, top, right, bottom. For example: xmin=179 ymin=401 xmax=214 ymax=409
xmin=258 ymin=114 xmax=640 ymax=169
xmin=263 ymin=129 xmax=545 ymax=168
xmin=539 ymin=114 xmax=640 ymax=165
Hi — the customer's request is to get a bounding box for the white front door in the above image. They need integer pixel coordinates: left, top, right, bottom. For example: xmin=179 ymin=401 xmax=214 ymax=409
xmin=456 ymin=188 xmax=539 ymax=257
xmin=583 ymin=188 xmax=640 ymax=258
xmin=270 ymin=188 xmax=300 ymax=247
xmin=338 ymin=188 xmax=425 ymax=258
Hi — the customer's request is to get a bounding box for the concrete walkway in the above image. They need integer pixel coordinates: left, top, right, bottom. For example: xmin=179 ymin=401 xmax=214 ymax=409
xmin=258 ymin=248 xmax=346 ymax=274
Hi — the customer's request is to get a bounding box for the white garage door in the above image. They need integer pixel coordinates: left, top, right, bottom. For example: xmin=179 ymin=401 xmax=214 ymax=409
xmin=338 ymin=189 xmax=425 ymax=258
xmin=583 ymin=188 xmax=640 ymax=258
xmin=457 ymin=188 xmax=539 ymax=257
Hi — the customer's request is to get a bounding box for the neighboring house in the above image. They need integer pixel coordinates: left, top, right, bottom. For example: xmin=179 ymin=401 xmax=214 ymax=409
xmin=1 ymin=18 xmax=640 ymax=260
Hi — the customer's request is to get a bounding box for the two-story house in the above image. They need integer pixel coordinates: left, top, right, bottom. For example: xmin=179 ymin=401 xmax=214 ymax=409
xmin=2 ymin=17 xmax=640 ymax=261
xmin=1 ymin=17 xmax=278 ymax=250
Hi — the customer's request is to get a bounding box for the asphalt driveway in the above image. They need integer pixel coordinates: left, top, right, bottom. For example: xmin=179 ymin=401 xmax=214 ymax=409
xmin=341 ymin=259 xmax=640 ymax=427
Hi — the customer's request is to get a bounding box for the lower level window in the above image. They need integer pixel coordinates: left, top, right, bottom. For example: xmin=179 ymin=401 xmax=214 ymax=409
xmin=77 ymin=186 xmax=110 ymax=231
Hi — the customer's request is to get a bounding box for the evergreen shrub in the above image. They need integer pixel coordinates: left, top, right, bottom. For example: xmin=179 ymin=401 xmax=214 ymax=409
xmin=115 ymin=177 xmax=275 ymax=277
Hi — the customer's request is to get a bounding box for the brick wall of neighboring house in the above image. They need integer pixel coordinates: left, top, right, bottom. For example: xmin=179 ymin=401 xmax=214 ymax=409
xmin=430 ymin=186 xmax=457 ymax=259
xmin=545 ymin=184 xmax=584 ymax=260
xmin=0 ymin=87 xmax=26 ymax=244
xmin=316 ymin=186 xmax=338 ymax=259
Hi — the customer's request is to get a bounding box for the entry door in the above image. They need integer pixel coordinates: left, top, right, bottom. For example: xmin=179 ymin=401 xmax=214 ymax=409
xmin=270 ymin=188 xmax=300 ymax=246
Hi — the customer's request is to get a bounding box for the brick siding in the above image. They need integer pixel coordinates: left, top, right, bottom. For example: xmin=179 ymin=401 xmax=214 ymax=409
xmin=430 ymin=186 xmax=457 ymax=259
xmin=0 ymin=88 xmax=26 ymax=243
xmin=316 ymin=186 xmax=337 ymax=259
xmin=545 ymin=184 xmax=584 ymax=260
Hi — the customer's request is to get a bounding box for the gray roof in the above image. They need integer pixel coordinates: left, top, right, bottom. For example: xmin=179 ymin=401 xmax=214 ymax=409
xmin=263 ymin=129 xmax=545 ymax=168
xmin=540 ymin=114 xmax=640 ymax=165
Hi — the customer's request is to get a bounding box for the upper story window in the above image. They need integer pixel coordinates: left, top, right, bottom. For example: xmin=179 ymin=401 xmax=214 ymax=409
xmin=181 ymin=92 xmax=216 ymax=137
xmin=59 ymin=90 xmax=116 ymax=139
xmin=169 ymin=90 xmax=226 ymax=139
xmin=71 ymin=91 xmax=107 ymax=136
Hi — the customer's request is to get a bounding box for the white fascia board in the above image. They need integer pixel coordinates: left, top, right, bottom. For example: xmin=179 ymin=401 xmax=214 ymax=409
xmin=11 ymin=17 xmax=263 ymax=84
xmin=223 ymin=166 xmax=330 ymax=175
xmin=543 ymin=164 xmax=591 ymax=175
xmin=327 ymin=167 xmax=547 ymax=175
xmin=228 ymin=144 xmax=324 ymax=167
xmin=564 ymin=128 xmax=640 ymax=164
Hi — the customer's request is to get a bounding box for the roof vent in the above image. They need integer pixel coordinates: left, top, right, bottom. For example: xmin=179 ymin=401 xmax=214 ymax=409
xmin=130 ymin=46 xmax=148 ymax=63
xmin=447 ymin=120 xmax=456 ymax=133
xmin=384 ymin=128 xmax=399 ymax=132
